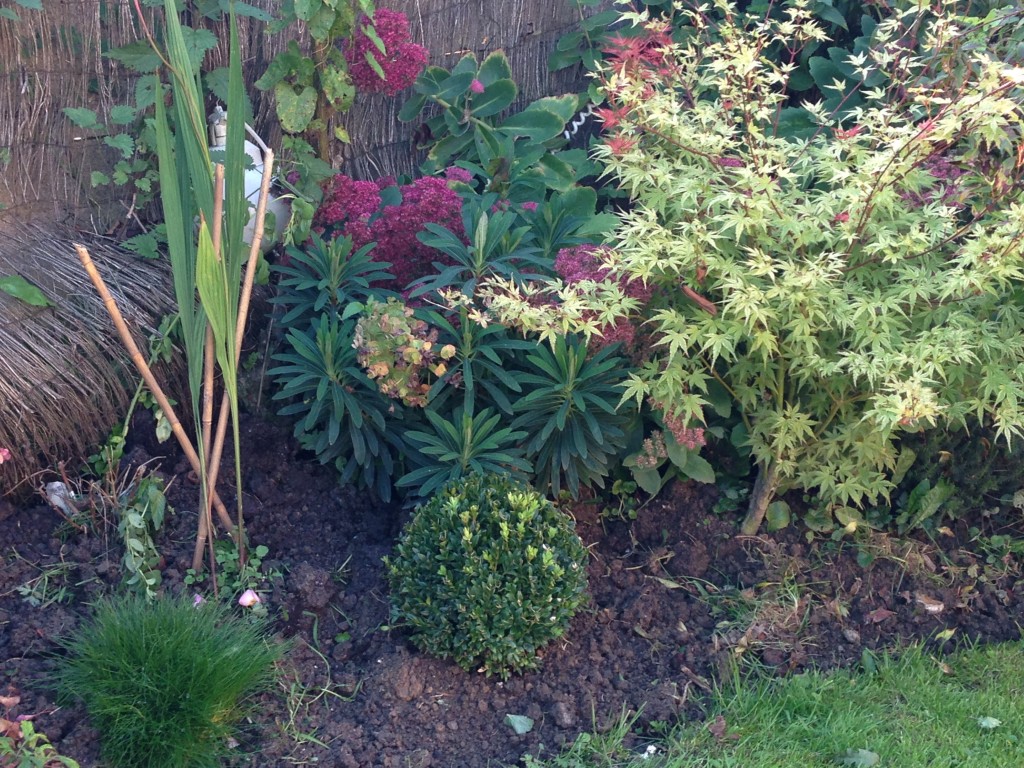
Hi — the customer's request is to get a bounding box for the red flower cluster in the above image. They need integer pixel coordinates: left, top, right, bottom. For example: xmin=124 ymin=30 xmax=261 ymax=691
xmin=555 ymin=244 xmax=652 ymax=351
xmin=444 ymin=166 xmax=473 ymax=185
xmin=900 ymin=154 xmax=966 ymax=209
xmin=315 ymin=173 xmax=466 ymax=289
xmin=661 ymin=409 xmax=706 ymax=451
xmin=555 ymin=245 xmax=652 ymax=303
xmin=343 ymin=8 xmax=428 ymax=96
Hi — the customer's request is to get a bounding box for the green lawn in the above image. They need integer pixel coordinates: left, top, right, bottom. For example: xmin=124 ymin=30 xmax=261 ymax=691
xmin=524 ymin=640 xmax=1024 ymax=767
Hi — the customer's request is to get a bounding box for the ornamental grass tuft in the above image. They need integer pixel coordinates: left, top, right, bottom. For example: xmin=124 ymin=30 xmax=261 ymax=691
xmin=52 ymin=594 xmax=280 ymax=768
xmin=386 ymin=472 xmax=589 ymax=678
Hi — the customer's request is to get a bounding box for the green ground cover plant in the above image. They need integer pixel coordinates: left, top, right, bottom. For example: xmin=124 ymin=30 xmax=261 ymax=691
xmin=524 ymin=640 xmax=1024 ymax=767
xmin=52 ymin=595 xmax=280 ymax=768
xmin=386 ymin=472 xmax=589 ymax=678
xmin=0 ymin=721 xmax=80 ymax=768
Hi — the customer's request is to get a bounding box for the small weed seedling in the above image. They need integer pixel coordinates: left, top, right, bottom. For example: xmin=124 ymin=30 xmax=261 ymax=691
xmin=276 ymin=642 xmax=359 ymax=762
xmin=186 ymin=541 xmax=280 ymax=609
xmin=0 ymin=695 xmax=80 ymax=768
xmin=0 ymin=720 xmax=80 ymax=768
xmin=116 ymin=472 xmax=169 ymax=599
xmin=12 ymin=555 xmax=74 ymax=609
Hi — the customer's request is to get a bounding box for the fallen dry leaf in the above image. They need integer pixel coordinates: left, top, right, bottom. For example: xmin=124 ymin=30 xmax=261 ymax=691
xmin=0 ymin=694 xmax=20 ymax=709
xmin=914 ymin=594 xmax=944 ymax=614
xmin=865 ymin=607 xmax=896 ymax=624
xmin=0 ymin=716 xmax=21 ymax=739
xmin=707 ymin=714 xmax=739 ymax=742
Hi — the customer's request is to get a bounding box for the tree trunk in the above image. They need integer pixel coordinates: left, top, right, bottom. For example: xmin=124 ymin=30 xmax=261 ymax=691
xmin=740 ymin=461 xmax=781 ymax=535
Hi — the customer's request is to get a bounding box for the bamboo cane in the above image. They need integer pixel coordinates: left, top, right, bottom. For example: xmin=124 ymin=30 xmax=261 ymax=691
xmin=191 ymin=167 xmax=226 ymax=578
xmin=194 ymin=148 xmax=275 ymax=571
xmin=75 ymin=243 xmax=236 ymax=534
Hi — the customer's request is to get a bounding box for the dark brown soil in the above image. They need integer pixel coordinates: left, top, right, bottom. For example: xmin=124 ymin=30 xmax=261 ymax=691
xmin=2 ymin=414 xmax=1023 ymax=767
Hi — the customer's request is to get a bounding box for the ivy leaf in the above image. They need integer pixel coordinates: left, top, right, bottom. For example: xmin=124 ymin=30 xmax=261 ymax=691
xmin=275 ymin=83 xmax=317 ymax=133
xmin=0 ymin=275 xmax=53 ymax=307
xmin=504 ymin=714 xmax=534 ymax=735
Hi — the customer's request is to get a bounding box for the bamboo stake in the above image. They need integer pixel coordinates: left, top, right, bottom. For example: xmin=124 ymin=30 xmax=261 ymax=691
xmin=75 ymin=243 xmax=236 ymax=534
xmin=191 ymin=167 xmax=227 ymax=576
xmin=201 ymin=148 xmax=275 ymax=568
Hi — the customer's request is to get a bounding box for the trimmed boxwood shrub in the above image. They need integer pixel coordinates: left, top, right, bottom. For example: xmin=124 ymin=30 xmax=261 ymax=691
xmin=386 ymin=472 xmax=589 ymax=678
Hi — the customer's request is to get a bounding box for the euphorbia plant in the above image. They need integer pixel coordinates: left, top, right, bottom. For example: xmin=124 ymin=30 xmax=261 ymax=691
xmin=499 ymin=1 xmax=1024 ymax=533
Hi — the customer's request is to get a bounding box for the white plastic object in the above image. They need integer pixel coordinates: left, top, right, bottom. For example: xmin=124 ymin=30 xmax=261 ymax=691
xmin=208 ymin=106 xmax=290 ymax=253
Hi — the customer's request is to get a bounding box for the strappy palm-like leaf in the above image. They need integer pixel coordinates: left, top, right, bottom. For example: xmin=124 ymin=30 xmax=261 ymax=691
xmin=272 ymin=233 xmax=395 ymax=326
xmin=397 ymin=407 xmax=531 ymax=499
xmin=513 ymin=336 xmax=635 ymax=497
xmin=408 ymin=193 xmax=546 ymax=298
xmin=269 ymin=315 xmax=401 ymax=501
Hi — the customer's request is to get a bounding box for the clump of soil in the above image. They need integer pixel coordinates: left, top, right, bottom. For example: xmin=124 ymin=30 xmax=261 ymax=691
xmin=2 ymin=415 xmax=1022 ymax=767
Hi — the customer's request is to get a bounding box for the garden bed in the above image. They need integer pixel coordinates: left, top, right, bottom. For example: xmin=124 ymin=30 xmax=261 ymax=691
xmin=2 ymin=413 xmax=1022 ymax=767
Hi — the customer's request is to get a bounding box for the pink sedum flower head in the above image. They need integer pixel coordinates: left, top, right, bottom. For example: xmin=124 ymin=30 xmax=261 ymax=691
xmin=0 ymin=447 xmax=10 ymax=464
xmin=555 ymin=245 xmax=654 ymax=353
xmin=315 ymin=173 xmax=465 ymax=289
xmin=555 ymin=245 xmax=652 ymax=303
xmin=344 ymin=9 xmax=428 ymax=96
xmin=192 ymin=593 xmax=205 ymax=607
xmin=444 ymin=166 xmax=473 ymax=185
xmin=238 ymin=589 xmax=261 ymax=608
xmin=469 ymin=79 xmax=485 ymax=94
